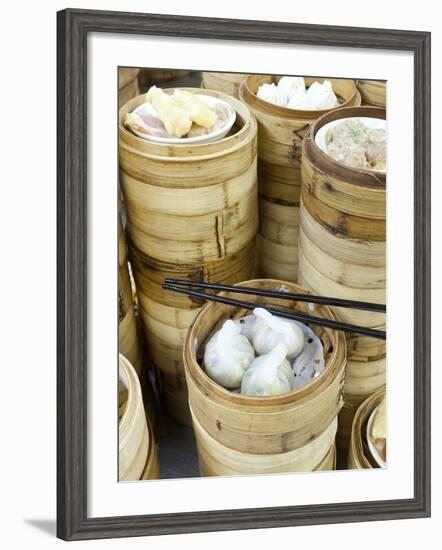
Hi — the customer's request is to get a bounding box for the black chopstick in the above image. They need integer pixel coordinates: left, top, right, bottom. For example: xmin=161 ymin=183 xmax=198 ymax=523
xmin=162 ymin=283 xmax=386 ymax=340
xmin=163 ymin=278 xmax=386 ymax=313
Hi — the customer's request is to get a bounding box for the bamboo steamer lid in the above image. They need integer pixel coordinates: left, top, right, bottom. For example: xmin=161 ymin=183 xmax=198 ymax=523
xmin=184 ymin=279 xmax=346 ymax=455
xmin=239 ymin=75 xmax=361 ymax=282
xmin=348 ymin=386 xmax=386 ymax=469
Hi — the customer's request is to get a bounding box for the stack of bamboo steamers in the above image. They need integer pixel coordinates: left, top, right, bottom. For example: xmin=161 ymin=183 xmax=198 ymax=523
xmin=299 ymin=105 xmax=386 ymax=449
xmin=118 ymin=73 xmax=387 ymax=476
xmin=119 ymin=89 xmax=259 ymax=425
xmin=239 ymin=76 xmax=361 ymax=282
xmin=118 ymin=211 xmax=159 ymax=480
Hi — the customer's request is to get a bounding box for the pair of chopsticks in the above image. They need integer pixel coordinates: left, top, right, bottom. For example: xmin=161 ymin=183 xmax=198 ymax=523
xmin=162 ymin=279 xmax=386 ymax=340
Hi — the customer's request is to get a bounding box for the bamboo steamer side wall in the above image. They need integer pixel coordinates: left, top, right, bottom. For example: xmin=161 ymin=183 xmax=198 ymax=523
xmin=357 ymin=80 xmax=387 ymax=108
xmin=193 ymin=412 xmax=338 ymax=477
xmin=202 ymin=72 xmax=248 ymax=98
xmin=239 ymin=76 xmax=361 ymax=282
xmin=348 ymin=387 xmax=386 ymax=469
xmin=298 ymin=106 xmax=387 ymax=449
xmin=119 ymin=90 xmax=258 ymax=425
xmin=119 ymin=354 xmax=158 ymax=481
xmin=184 ymin=279 xmax=346 ymax=474
xmin=118 ymin=68 xmax=140 ymax=109
xmin=119 ymin=217 xmax=143 ymax=375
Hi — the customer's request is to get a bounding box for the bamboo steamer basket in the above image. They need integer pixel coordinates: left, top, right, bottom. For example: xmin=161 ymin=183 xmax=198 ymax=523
xmin=184 ymin=279 xmax=346 ymax=460
xmin=193 ymin=411 xmax=338 ymax=477
xmin=299 ymin=105 xmax=387 ymax=447
xmin=348 ymin=386 xmax=386 ymax=469
xmin=357 ymin=80 xmax=386 ymax=108
xmin=119 ymin=354 xmax=149 ymax=481
xmin=119 ymin=89 xmax=258 ymax=264
xmin=118 ymin=68 xmax=140 ymax=108
xmin=239 ymin=75 xmax=361 ymax=282
xmin=202 ymin=72 xmax=248 ymax=98
xmin=119 ymin=90 xmax=258 ymax=424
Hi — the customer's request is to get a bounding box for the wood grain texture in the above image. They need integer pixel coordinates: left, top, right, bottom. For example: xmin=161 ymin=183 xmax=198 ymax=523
xmin=57 ymin=8 xmax=431 ymax=541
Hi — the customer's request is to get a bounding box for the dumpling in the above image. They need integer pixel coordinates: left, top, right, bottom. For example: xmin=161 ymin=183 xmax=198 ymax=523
xmin=241 ymin=343 xmax=295 ymax=396
xmin=306 ymin=80 xmax=339 ymax=110
xmin=277 ymin=76 xmax=306 ymax=105
xmin=287 ymin=94 xmax=316 ymax=110
xmin=124 ymin=112 xmax=170 ymax=138
xmin=364 ymin=127 xmax=387 ymax=167
xmin=204 ymin=319 xmax=255 ymax=389
xmin=251 ymin=308 xmax=304 ymax=359
xmin=256 ymin=83 xmax=285 ymax=106
xmin=173 ymin=89 xmax=218 ymax=129
xmin=145 ymin=86 xmax=192 ymax=137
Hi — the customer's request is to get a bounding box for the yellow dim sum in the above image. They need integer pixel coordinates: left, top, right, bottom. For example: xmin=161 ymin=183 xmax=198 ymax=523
xmin=173 ymin=89 xmax=218 ymax=129
xmin=145 ymin=86 xmax=192 ymax=137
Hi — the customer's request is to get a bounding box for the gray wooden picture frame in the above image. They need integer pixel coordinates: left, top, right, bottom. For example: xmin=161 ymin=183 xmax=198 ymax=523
xmin=57 ymin=8 xmax=431 ymax=541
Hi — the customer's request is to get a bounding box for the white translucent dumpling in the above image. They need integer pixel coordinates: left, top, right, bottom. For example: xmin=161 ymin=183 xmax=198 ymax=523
xmin=305 ymin=80 xmax=339 ymax=110
xmin=251 ymin=308 xmax=304 ymax=359
xmin=241 ymin=343 xmax=295 ymax=397
xmin=204 ymin=319 xmax=255 ymax=389
xmin=287 ymin=94 xmax=316 ymax=110
xmin=256 ymin=83 xmax=284 ymax=106
xmin=277 ymin=76 xmax=306 ymax=104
